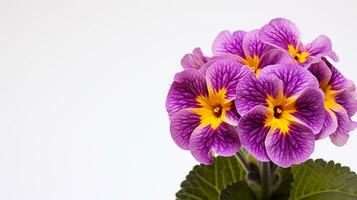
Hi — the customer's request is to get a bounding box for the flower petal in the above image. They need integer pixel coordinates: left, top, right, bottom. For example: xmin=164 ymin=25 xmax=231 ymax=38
xmin=315 ymin=51 xmax=339 ymax=62
xmin=315 ymin=110 xmax=338 ymax=140
xmin=308 ymin=61 xmax=332 ymax=89
xmin=170 ymin=109 xmax=201 ymax=150
xmin=334 ymin=89 xmax=357 ymax=117
xmin=292 ymin=88 xmax=325 ymax=133
xmin=330 ymin=109 xmax=351 ymax=146
xmin=225 ymin=103 xmax=240 ymax=126
xmin=238 ymin=105 xmax=271 ymax=161
xmin=258 ymin=49 xmax=294 ymax=69
xmin=324 ymin=58 xmax=354 ymax=90
xmin=212 ymin=30 xmax=246 ymax=57
xmin=181 ymin=48 xmax=208 ymax=70
xmin=166 ymin=69 xmax=208 ymax=115
xmin=198 ymin=55 xmax=238 ymax=75
xmin=259 ymin=64 xmax=319 ymax=97
xmin=303 ymin=35 xmax=333 ymax=57
xmin=235 ymin=72 xmax=283 ymax=115
xmin=206 ymin=59 xmax=250 ymax=100
xmin=265 ymin=123 xmax=315 ymax=168
xmin=190 ymin=123 xmax=240 ymax=164
xmin=260 ymin=18 xmax=301 ymax=50
xmin=242 ymin=29 xmax=271 ymax=57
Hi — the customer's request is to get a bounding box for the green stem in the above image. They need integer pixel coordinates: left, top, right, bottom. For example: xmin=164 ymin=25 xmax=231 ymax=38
xmin=235 ymin=150 xmax=280 ymax=200
xmin=271 ymin=162 xmax=279 ymax=175
xmin=260 ymin=162 xmax=271 ymax=200
xmin=234 ymin=150 xmax=251 ymax=173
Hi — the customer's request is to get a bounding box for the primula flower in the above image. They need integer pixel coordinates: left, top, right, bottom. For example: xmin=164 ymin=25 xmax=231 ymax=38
xmin=166 ymin=59 xmax=250 ymax=164
xmin=181 ymin=48 xmax=209 ymax=70
xmin=212 ymin=29 xmax=292 ymax=75
xmin=260 ymin=18 xmax=338 ymax=66
xmin=235 ymin=64 xmax=325 ymax=167
xmin=180 ymin=47 xmax=233 ymax=75
xmin=309 ymin=59 xmax=357 ymax=146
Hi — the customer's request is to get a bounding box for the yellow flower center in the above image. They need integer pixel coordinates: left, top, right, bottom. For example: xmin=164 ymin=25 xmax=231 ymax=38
xmin=213 ymin=106 xmax=222 ymax=117
xmin=242 ymin=55 xmax=261 ymax=75
xmin=322 ymin=85 xmax=342 ymax=111
xmin=264 ymin=92 xmax=298 ymax=134
xmin=288 ymin=44 xmax=310 ymax=63
xmin=193 ymin=87 xmax=232 ymax=129
xmin=273 ymin=106 xmax=283 ymax=118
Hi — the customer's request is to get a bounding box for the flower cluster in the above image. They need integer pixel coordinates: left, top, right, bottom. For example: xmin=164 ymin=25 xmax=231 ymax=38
xmin=166 ymin=18 xmax=357 ymax=167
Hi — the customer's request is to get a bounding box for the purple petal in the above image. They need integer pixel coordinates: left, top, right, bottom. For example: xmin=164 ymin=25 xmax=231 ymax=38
xmin=166 ymin=69 xmax=208 ymax=115
xmin=242 ymin=29 xmax=271 ymax=57
xmin=334 ymin=89 xmax=357 ymax=118
xmin=259 ymin=64 xmax=319 ymax=97
xmin=212 ymin=30 xmax=246 ymax=57
xmin=303 ymin=35 xmax=332 ymax=57
xmin=189 ymin=123 xmax=240 ymax=164
xmin=308 ymin=61 xmax=332 ymax=89
xmin=198 ymin=60 xmax=215 ymax=75
xmin=235 ymin=72 xmax=283 ymax=115
xmin=324 ymin=58 xmax=354 ymax=90
xmin=181 ymin=48 xmax=209 ymax=70
xmin=260 ymin=18 xmax=301 ymax=50
xmin=292 ymin=88 xmax=325 ymax=133
xmin=315 ymin=110 xmax=338 ymax=140
xmin=170 ymin=109 xmax=201 ymax=150
xmin=198 ymin=55 xmax=237 ymax=74
xmin=312 ymin=51 xmax=339 ymax=62
xmin=265 ymin=123 xmax=315 ymax=168
xmin=206 ymin=59 xmax=250 ymax=100
xmin=258 ymin=49 xmax=294 ymax=69
xmin=225 ymin=103 xmax=240 ymax=126
xmin=238 ymin=105 xmax=271 ymax=161
xmin=330 ymin=109 xmax=351 ymax=146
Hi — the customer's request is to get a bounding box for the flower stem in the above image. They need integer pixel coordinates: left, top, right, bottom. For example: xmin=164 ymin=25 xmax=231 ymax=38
xmin=234 ymin=150 xmax=251 ymax=173
xmin=271 ymin=162 xmax=279 ymax=175
xmin=235 ymin=151 xmax=279 ymax=200
xmin=260 ymin=162 xmax=271 ymax=200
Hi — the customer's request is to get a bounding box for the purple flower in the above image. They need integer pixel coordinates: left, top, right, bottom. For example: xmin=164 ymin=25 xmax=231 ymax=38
xmin=309 ymin=59 xmax=357 ymax=146
xmin=181 ymin=48 xmax=209 ymax=70
xmin=180 ymin=47 xmax=233 ymax=75
xmin=260 ymin=18 xmax=338 ymax=66
xmin=235 ymin=64 xmax=325 ymax=167
xmin=166 ymin=59 xmax=250 ymax=164
xmin=212 ymin=29 xmax=292 ymax=75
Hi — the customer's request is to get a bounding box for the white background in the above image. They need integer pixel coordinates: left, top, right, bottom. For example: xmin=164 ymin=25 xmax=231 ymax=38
xmin=1 ymin=0 xmax=357 ymax=199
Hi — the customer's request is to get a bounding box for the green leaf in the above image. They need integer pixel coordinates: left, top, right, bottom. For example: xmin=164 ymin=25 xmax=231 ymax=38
xmin=289 ymin=159 xmax=357 ymax=200
xmin=176 ymin=156 xmax=245 ymax=200
xmin=219 ymin=181 xmax=255 ymax=200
